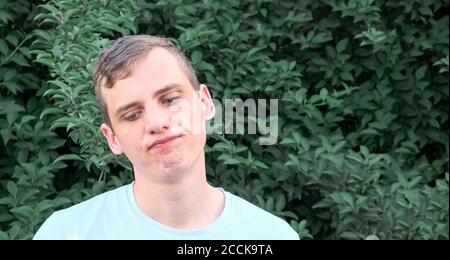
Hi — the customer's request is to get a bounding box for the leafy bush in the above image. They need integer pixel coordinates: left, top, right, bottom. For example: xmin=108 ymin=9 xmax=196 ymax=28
xmin=0 ymin=0 xmax=65 ymax=240
xmin=0 ymin=0 xmax=448 ymax=239
xmin=0 ymin=0 xmax=137 ymax=240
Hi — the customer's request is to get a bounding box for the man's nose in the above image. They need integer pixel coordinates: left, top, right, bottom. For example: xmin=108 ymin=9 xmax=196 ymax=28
xmin=144 ymin=107 xmax=170 ymax=134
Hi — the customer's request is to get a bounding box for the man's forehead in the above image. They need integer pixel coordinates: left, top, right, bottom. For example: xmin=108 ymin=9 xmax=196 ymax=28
xmin=120 ymin=49 xmax=187 ymax=84
xmin=101 ymin=47 xmax=194 ymax=110
xmin=138 ymin=47 xmax=180 ymax=69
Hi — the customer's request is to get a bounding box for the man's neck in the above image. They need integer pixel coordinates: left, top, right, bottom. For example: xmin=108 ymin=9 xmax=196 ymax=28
xmin=132 ymin=155 xmax=225 ymax=229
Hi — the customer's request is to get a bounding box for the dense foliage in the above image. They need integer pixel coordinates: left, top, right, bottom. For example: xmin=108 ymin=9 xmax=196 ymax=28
xmin=0 ymin=0 xmax=448 ymax=239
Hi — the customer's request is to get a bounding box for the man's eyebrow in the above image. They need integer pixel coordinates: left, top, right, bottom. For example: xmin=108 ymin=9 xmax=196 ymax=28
xmin=153 ymin=83 xmax=181 ymax=98
xmin=114 ymin=83 xmax=182 ymax=117
xmin=115 ymin=101 xmax=141 ymax=117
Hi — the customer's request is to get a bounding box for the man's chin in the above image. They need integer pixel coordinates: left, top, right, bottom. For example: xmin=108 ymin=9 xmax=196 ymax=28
xmin=160 ymin=156 xmax=184 ymax=170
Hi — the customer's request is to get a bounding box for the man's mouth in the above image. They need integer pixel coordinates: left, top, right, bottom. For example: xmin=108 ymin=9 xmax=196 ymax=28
xmin=149 ymin=135 xmax=182 ymax=150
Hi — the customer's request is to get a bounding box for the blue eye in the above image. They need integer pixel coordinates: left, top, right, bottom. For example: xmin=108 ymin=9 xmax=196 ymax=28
xmin=125 ymin=112 xmax=141 ymax=121
xmin=162 ymin=97 xmax=179 ymax=106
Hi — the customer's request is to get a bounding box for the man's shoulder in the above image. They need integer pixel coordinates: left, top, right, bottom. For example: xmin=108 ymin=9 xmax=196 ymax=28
xmin=33 ymin=184 xmax=130 ymax=239
xmin=225 ymin=191 xmax=299 ymax=240
xmin=57 ymin=184 xmax=129 ymax=217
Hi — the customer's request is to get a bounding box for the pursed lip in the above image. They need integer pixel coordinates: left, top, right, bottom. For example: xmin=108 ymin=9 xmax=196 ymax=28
xmin=148 ymin=135 xmax=182 ymax=150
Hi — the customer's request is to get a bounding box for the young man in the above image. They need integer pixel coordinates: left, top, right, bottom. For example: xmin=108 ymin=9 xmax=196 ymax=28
xmin=34 ymin=35 xmax=299 ymax=240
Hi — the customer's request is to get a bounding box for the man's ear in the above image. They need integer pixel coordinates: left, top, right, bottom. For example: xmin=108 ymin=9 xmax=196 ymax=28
xmin=198 ymin=84 xmax=215 ymax=120
xmin=100 ymin=123 xmax=124 ymax=155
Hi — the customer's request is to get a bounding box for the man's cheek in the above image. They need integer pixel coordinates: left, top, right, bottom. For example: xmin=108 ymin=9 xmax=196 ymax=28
xmin=169 ymin=100 xmax=194 ymax=133
xmin=188 ymin=99 xmax=204 ymax=135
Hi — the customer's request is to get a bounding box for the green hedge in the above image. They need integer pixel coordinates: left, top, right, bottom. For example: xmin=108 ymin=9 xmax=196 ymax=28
xmin=0 ymin=0 xmax=448 ymax=239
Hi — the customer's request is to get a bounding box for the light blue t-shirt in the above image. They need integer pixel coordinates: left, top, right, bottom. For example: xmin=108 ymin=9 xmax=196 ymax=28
xmin=33 ymin=183 xmax=299 ymax=240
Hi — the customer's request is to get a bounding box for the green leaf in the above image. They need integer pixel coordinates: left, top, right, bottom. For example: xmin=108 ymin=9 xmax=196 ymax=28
xmin=299 ymin=137 xmax=310 ymax=151
xmin=340 ymin=192 xmax=354 ymax=208
xmin=8 ymin=224 xmax=20 ymax=240
xmin=36 ymin=200 xmax=54 ymax=213
xmin=47 ymin=79 xmax=68 ymax=89
xmin=20 ymin=162 xmax=37 ymax=176
xmin=217 ymin=154 xmax=240 ymax=165
xmin=336 ymin=38 xmax=348 ymax=53
xmin=39 ymin=4 xmax=61 ymax=15
xmin=247 ymin=47 xmax=265 ymax=59
xmin=10 ymin=53 xmax=30 ymax=67
xmin=275 ymin=193 xmax=286 ymax=212
xmin=319 ymin=88 xmax=328 ymax=101
xmin=197 ymin=62 xmax=215 ymax=73
xmin=292 ymin=132 xmax=301 ymax=144
xmin=277 ymin=211 xmax=299 ymax=220
xmin=340 ymin=231 xmax=361 ymax=240
xmin=280 ymin=137 xmax=295 ymax=145
xmin=3 ymin=69 xmax=16 ymax=81
xmin=0 ymin=39 xmax=9 ymax=56
xmin=53 ymin=154 xmax=83 ymax=164
xmin=10 ymin=206 xmax=34 ymax=219
xmin=252 ymin=161 xmax=269 ymax=169
xmin=19 ymin=115 xmax=35 ymax=126
xmin=265 ymin=197 xmax=274 ymax=211
xmin=287 ymin=153 xmax=300 ymax=168
xmin=51 ymin=197 xmax=72 ymax=207
xmin=6 ymin=181 xmax=18 ymax=196
xmin=415 ymin=65 xmax=427 ymax=80
xmin=298 ymin=220 xmax=307 ymax=231
xmin=40 ymin=107 xmax=64 ymax=120
xmin=0 ymin=128 xmax=14 ymax=146
xmin=191 ymin=50 xmax=202 ymax=64
xmin=360 ymin=128 xmax=379 ymax=135
xmin=360 ymin=145 xmax=370 ymax=158
xmin=325 ymin=45 xmax=335 ymax=58
xmin=418 ymin=6 xmax=433 ymax=16
xmin=6 ymin=34 xmax=18 ymax=46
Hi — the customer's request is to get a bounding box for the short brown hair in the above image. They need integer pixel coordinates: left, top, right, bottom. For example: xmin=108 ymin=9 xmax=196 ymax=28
xmin=93 ymin=35 xmax=199 ymax=127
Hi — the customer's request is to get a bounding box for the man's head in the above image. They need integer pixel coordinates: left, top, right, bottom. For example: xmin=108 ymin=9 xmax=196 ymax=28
xmin=93 ymin=35 xmax=215 ymax=181
xmin=94 ymin=35 xmax=200 ymax=127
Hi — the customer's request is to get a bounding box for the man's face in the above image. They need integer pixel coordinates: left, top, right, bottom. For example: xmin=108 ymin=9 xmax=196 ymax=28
xmin=100 ymin=47 xmax=214 ymax=181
